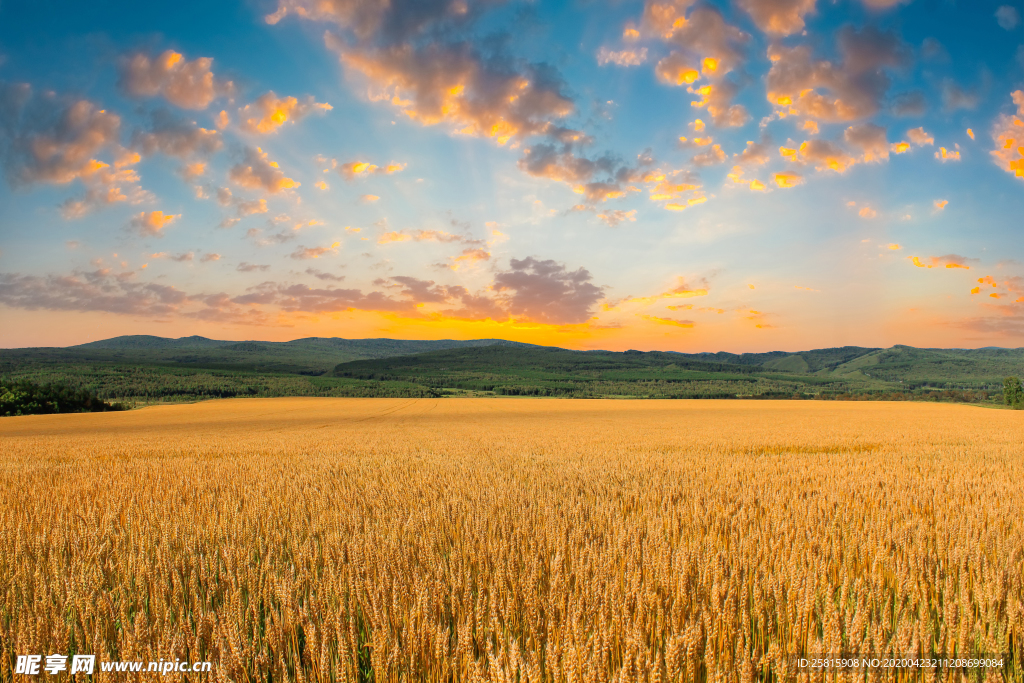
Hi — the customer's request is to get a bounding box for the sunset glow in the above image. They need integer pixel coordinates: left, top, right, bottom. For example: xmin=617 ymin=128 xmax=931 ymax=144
xmin=1 ymin=0 xmax=1023 ymax=350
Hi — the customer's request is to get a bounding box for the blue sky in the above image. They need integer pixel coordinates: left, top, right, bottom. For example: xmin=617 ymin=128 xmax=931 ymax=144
xmin=1 ymin=0 xmax=1023 ymax=350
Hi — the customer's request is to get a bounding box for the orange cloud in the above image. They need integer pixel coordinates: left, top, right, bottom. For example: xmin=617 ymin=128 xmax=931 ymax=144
xmin=326 ymin=35 xmax=574 ymax=147
xmin=977 ymin=276 xmax=997 ymax=287
xmin=909 ymin=254 xmax=973 ymax=269
xmin=647 ymin=171 xmax=703 ymax=203
xmin=795 ymin=139 xmax=856 ymax=172
xmin=685 ymin=82 xmax=750 ymax=128
xmin=377 ymin=231 xmax=412 ymax=244
xmin=315 ymin=180 xmax=329 ymax=190
xmin=691 ymin=144 xmax=726 ymax=166
xmin=239 ymin=91 xmax=332 ymax=134
xmin=377 ymin=229 xmax=482 ymax=246
xmin=361 ymin=194 xmax=380 ymax=202
xmin=655 ymin=52 xmax=701 ymax=85
xmin=935 ymin=146 xmax=961 ymax=162
xmin=967 ymin=128 xmax=975 ymax=140
xmin=664 ymin=196 xmax=708 ymax=211
xmin=181 ymin=162 xmax=206 ymax=180
xmin=859 ymin=206 xmax=877 ymax=218
xmin=734 ymin=140 xmax=772 ymax=167
xmin=229 ymin=147 xmax=300 ymax=193
xmin=774 ymin=171 xmax=803 ymax=188
xmin=744 ymin=309 xmax=774 ymax=329
xmin=765 ymin=28 xmax=910 ymax=122
xmin=887 ymin=243 xmax=901 ymax=250
xmin=447 ymin=248 xmax=491 ymax=270
xmin=0 ymin=89 xmax=154 ymax=218
xmin=934 ymin=199 xmax=948 ymax=210
xmin=486 ymin=227 xmax=508 ymax=245
xmin=735 ymin=0 xmax=817 ymax=35
xmin=727 ymin=166 xmax=769 ymax=192
xmin=131 ymin=210 xmax=180 ymax=237
xmin=638 ymin=314 xmax=695 ymax=328
xmin=639 ymin=3 xmax=747 ymax=77
xmin=120 ymin=50 xmax=233 ymax=110
xmin=291 ymin=242 xmax=341 ymax=260
xmin=595 ymin=209 xmax=637 ymax=227
xmin=610 ymin=277 xmax=710 ymax=309
xmin=990 ymin=91 xmax=1024 ymax=178
xmin=338 ymin=160 xmax=407 ymax=179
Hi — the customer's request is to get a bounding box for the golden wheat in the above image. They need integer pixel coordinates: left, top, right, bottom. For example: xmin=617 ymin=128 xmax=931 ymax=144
xmin=0 ymin=398 xmax=1021 ymax=682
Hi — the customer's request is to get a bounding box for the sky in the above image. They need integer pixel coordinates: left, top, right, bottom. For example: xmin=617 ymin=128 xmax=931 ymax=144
xmin=0 ymin=0 xmax=1023 ymax=352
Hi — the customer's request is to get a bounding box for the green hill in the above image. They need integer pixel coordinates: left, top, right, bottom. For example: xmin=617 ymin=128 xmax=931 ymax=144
xmin=2 ymin=335 xmax=1020 ymax=406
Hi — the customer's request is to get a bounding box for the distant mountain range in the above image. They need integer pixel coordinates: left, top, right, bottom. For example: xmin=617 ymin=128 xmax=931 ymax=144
xmin=2 ymin=335 xmax=1021 ymax=404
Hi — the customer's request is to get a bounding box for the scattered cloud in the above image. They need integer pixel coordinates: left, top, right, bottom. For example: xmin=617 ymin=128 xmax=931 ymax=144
xmin=638 ymin=314 xmax=695 ymax=328
xmin=324 ymin=34 xmax=574 ymax=147
xmin=990 ymin=91 xmax=1024 ymax=179
xmin=377 ymin=229 xmax=483 ymax=245
xmin=229 ymin=147 xmax=300 ymax=193
xmin=337 ymin=159 xmax=406 ymax=179
xmin=131 ymin=210 xmax=180 ymax=237
xmin=773 ymin=171 xmax=803 ymax=188
xmin=692 ymin=143 xmax=726 ymax=166
xmin=492 ymin=257 xmax=603 ymax=324
xmin=518 ymin=144 xmax=654 ymax=204
xmin=0 ymin=84 xmax=153 ymax=218
xmin=305 ymin=267 xmax=343 ymax=280
xmin=909 ymin=254 xmax=975 ymax=269
xmin=735 ymin=0 xmax=817 ymax=36
xmin=0 ymin=268 xmax=192 ymax=317
xmin=766 ymin=26 xmax=910 ymax=122
xmin=236 ymin=197 xmax=269 ymax=217
xmin=445 ymin=247 xmax=491 ymax=270
xmin=942 ymin=81 xmax=978 ymax=111
xmin=132 ymin=110 xmax=223 ymax=159
xmin=608 ymin=277 xmax=709 ymax=309
xmin=596 ymin=209 xmax=637 ymax=227
xmin=597 ymin=47 xmax=648 ymax=67
xmin=151 ymin=251 xmax=194 ymax=262
xmin=996 ymin=5 xmax=1020 ymax=30
xmin=237 ymin=262 xmax=271 ymax=272
xmin=119 ymin=50 xmax=233 ymax=110
xmin=239 ymin=91 xmax=332 ymax=134
xmin=291 ymin=241 xmax=341 ymax=259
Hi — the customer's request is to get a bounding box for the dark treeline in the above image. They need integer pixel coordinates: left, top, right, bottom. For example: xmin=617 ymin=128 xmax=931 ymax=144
xmin=0 ymin=379 xmax=127 ymax=417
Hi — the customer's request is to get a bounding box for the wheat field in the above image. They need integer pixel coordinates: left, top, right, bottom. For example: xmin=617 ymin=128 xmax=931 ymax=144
xmin=0 ymin=398 xmax=1021 ymax=682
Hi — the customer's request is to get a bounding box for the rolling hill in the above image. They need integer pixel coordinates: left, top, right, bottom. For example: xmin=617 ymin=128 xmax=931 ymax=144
xmin=2 ymin=335 xmax=1021 ymax=405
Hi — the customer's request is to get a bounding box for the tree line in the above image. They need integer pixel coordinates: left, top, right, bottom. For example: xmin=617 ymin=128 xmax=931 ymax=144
xmin=0 ymin=379 xmax=127 ymax=417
